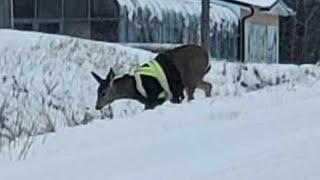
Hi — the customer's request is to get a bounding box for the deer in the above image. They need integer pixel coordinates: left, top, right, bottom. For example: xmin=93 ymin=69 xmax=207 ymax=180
xmin=91 ymin=44 xmax=212 ymax=110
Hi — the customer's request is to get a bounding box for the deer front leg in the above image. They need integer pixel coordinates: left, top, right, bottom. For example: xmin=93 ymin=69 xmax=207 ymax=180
xmin=144 ymin=103 xmax=157 ymax=110
xmin=144 ymin=99 xmax=165 ymax=110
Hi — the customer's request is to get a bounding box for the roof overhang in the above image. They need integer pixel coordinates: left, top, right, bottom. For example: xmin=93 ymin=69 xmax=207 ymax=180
xmin=218 ymin=0 xmax=295 ymax=16
xmin=267 ymin=1 xmax=296 ymax=16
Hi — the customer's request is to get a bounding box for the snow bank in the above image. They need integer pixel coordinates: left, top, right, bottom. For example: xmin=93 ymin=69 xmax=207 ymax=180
xmin=1 ymin=30 xmax=320 ymax=179
xmin=0 ymin=30 xmax=154 ymax=143
xmin=1 ymin=69 xmax=320 ymax=179
xmin=208 ymin=61 xmax=320 ymax=96
xmin=1 ymin=30 xmax=320 ymax=149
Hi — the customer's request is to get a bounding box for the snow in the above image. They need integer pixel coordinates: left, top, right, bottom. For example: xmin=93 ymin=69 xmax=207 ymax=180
xmin=1 ymin=73 xmax=320 ymax=180
xmin=117 ymin=0 xmax=238 ymax=23
xmin=1 ymin=30 xmax=319 ymax=140
xmin=0 ymin=29 xmax=154 ymax=141
xmin=220 ymin=0 xmax=295 ymax=17
xmin=1 ymin=30 xmax=320 ymax=179
xmin=223 ymin=0 xmax=277 ymax=8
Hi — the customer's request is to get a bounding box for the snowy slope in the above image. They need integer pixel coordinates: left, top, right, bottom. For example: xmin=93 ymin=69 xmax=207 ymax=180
xmin=0 ymin=30 xmax=154 ymax=142
xmin=1 ymin=30 xmax=320 ymax=147
xmin=0 ymin=78 xmax=320 ymax=180
xmin=1 ymin=30 xmax=320 ymax=180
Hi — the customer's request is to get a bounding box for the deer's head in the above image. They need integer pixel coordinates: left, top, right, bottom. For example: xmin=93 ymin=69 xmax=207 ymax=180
xmin=91 ymin=69 xmax=117 ymax=110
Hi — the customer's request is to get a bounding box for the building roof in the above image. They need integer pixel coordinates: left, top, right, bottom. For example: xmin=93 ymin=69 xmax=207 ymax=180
xmin=115 ymin=0 xmax=294 ymax=31
xmin=117 ymin=0 xmax=239 ymax=26
xmin=220 ymin=0 xmax=295 ymax=16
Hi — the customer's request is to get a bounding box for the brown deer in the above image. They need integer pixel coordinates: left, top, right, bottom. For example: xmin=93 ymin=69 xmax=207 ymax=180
xmin=92 ymin=44 xmax=212 ymax=110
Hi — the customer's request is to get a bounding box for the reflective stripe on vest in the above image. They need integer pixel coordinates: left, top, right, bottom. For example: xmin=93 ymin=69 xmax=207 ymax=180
xmin=134 ymin=60 xmax=172 ymax=100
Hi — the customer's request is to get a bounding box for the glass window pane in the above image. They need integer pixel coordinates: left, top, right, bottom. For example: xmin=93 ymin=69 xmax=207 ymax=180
xmin=14 ymin=23 xmax=33 ymax=31
xmin=38 ymin=0 xmax=61 ymax=18
xmin=14 ymin=0 xmax=35 ymax=18
xmin=91 ymin=20 xmax=118 ymax=42
xmin=39 ymin=23 xmax=60 ymax=33
xmin=0 ymin=0 xmax=11 ymax=27
xmin=65 ymin=0 xmax=88 ymax=18
xmin=63 ymin=21 xmax=90 ymax=38
xmin=91 ymin=0 xmax=118 ymax=18
xmin=267 ymin=26 xmax=279 ymax=63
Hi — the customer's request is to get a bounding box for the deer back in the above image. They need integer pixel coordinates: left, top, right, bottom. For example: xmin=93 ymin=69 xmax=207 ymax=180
xmin=167 ymin=45 xmax=209 ymax=87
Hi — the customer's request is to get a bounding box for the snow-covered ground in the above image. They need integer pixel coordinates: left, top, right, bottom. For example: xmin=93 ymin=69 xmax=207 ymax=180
xmin=0 ymin=30 xmax=154 ymax=143
xmin=1 ymin=30 xmax=320 ymax=179
xmin=0 ymin=74 xmax=320 ymax=180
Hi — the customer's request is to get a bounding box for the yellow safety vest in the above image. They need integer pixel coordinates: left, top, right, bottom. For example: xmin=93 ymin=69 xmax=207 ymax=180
xmin=134 ymin=60 xmax=172 ymax=100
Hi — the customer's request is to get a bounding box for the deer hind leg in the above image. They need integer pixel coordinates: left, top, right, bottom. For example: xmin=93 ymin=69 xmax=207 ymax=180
xmin=186 ymin=85 xmax=196 ymax=101
xmin=198 ymin=80 xmax=212 ymax=97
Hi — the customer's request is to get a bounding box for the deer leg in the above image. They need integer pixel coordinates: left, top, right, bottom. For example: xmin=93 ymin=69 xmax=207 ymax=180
xmin=198 ymin=80 xmax=212 ymax=97
xmin=144 ymin=99 xmax=165 ymax=110
xmin=145 ymin=103 xmax=156 ymax=110
xmin=186 ymin=86 xmax=196 ymax=101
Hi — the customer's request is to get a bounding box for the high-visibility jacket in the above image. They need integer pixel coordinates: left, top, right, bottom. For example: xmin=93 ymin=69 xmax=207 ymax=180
xmin=134 ymin=60 xmax=173 ymax=101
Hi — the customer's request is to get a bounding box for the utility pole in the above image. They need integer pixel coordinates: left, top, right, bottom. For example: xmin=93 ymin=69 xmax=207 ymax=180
xmin=10 ymin=0 xmax=14 ymax=28
xmin=201 ymin=0 xmax=210 ymax=54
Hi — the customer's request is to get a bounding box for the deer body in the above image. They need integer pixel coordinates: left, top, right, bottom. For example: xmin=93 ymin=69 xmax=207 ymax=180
xmin=92 ymin=45 xmax=212 ymax=110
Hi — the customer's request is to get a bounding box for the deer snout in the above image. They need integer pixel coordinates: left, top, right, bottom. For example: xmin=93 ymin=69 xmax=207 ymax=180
xmin=95 ymin=99 xmax=112 ymax=110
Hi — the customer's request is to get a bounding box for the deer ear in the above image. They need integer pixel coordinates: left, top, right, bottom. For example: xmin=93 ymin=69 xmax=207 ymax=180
xmin=106 ymin=68 xmax=115 ymax=82
xmin=91 ymin=71 xmax=103 ymax=84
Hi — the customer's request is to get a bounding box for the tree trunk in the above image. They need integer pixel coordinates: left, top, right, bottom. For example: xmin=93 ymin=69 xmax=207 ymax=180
xmin=201 ymin=0 xmax=210 ymax=54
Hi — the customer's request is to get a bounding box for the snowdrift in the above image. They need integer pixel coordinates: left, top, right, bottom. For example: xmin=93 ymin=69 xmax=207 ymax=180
xmin=1 ymin=70 xmax=320 ymax=179
xmin=1 ymin=30 xmax=320 ymax=147
xmin=0 ymin=30 xmax=154 ymax=143
xmin=1 ymin=30 xmax=320 ymax=180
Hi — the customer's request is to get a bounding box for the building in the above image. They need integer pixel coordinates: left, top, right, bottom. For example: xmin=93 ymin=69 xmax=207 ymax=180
xmin=0 ymin=0 xmax=120 ymax=42
xmin=0 ymin=0 xmax=294 ymax=63
xmin=221 ymin=0 xmax=295 ymax=63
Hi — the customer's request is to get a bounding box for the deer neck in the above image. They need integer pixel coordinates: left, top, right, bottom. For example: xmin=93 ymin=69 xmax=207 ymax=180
xmin=113 ymin=75 xmax=142 ymax=101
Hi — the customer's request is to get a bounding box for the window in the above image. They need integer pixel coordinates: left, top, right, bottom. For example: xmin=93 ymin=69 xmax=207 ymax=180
xmin=245 ymin=22 xmax=268 ymax=63
xmin=38 ymin=0 xmax=61 ymax=18
xmin=91 ymin=0 xmax=118 ymax=18
xmin=91 ymin=21 xmax=118 ymax=42
xmin=267 ymin=26 xmax=279 ymax=63
xmin=65 ymin=0 xmax=88 ymax=18
xmin=39 ymin=23 xmax=60 ymax=33
xmin=14 ymin=23 xmax=33 ymax=31
xmin=14 ymin=0 xmax=35 ymax=18
xmin=63 ymin=21 xmax=90 ymax=38
xmin=0 ymin=0 xmax=11 ymax=27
